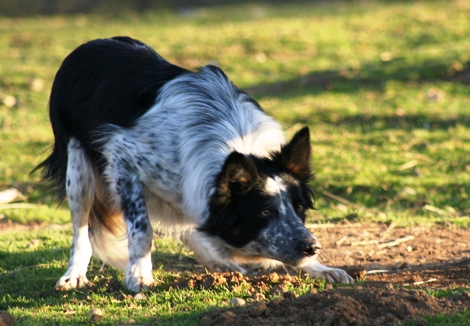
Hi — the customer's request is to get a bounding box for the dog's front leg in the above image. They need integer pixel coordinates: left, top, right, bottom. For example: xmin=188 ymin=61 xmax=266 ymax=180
xmin=299 ymin=257 xmax=354 ymax=284
xmin=114 ymin=173 xmax=154 ymax=291
xmin=181 ymin=229 xmax=245 ymax=273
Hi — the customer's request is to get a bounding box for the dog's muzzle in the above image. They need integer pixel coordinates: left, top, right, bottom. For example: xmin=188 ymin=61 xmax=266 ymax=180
xmin=298 ymin=238 xmax=321 ymax=257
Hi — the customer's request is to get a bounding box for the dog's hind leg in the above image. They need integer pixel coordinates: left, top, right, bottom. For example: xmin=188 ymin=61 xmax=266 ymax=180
xmin=56 ymin=138 xmax=95 ymax=290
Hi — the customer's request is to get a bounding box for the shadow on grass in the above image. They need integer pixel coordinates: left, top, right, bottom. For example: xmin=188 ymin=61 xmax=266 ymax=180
xmin=0 ymin=247 xmax=211 ymax=324
xmin=0 ymin=247 xmax=203 ymax=308
xmin=244 ymin=60 xmax=470 ymax=132
xmin=246 ymin=59 xmax=467 ymax=99
xmin=284 ymin=109 xmax=470 ymax=131
xmin=312 ymin=182 xmax=470 ymax=223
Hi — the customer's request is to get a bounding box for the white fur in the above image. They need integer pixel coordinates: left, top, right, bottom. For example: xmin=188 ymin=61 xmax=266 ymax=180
xmin=56 ymin=138 xmax=94 ymax=290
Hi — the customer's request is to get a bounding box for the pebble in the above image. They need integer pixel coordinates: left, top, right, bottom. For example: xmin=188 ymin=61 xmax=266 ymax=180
xmin=282 ymin=291 xmax=296 ymax=300
xmin=308 ymin=287 xmax=317 ymax=295
xmin=2 ymin=95 xmax=17 ymax=108
xmin=346 ymin=266 xmax=367 ymax=279
xmin=0 ymin=311 xmax=16 ymax=326
xmin=221 ymin=311 xmax=237 ymax=320
xmin=271 ymin=297 xmax=284 ymax=305
xmin=251 ymin=292 xmax=266 ymax=301
xmin=270 ymin=285 xmax=285 ymax=296
xmin=87 ymin=308 xmax=103 ymax=322
xmin=29 ymin=78 xmax=44 ymax=92
xmin=229 ymin=298 xmax=246 ymax=306
xmin=249 ymin=302 xmax=267 ymax=317
xmin=134 ymin=293 xmax=147 ymax=300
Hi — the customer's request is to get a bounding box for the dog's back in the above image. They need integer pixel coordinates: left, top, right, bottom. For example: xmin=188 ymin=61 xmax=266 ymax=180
xmin=34 ymin=36 xmax=188 ymax=201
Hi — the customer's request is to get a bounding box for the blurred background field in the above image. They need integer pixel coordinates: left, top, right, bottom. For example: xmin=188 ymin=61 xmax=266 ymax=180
xmin=0 ymin=1 xmax=469 ymax=324
xmin=1 ymin=0 xmax=469 ymax=226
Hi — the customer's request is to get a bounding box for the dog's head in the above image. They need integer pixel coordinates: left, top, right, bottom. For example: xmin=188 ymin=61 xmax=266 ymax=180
xmin=201 ymin=127 xmax=319 ymax=266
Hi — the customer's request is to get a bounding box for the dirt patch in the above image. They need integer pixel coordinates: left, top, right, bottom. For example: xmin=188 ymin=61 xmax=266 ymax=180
xmin=197 ymin=223 xmax=470 ymax=325
xmin=202 ymin=287 xmax=470 ymax=326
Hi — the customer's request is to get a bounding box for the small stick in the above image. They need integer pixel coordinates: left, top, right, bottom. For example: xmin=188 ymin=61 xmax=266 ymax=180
xmin=321 ymin=190 xmax=364 ymax=210
xmin=336 ymin=236 xmax=348 ymax=246
xmin=402 ymin=278 xmax=437 ymax=286
xmin=366 ymin=269 xmax=389 ymax=274
xmin=398 ymin=159 xmax=418 ymax=170
xmin=351 ymin=239 xmax=379 ymax=246
xmin=424 ymin=204 xmax=449 ymax=216
xmin=380 ymin=222 xmax=396 ymax=239
xmin=377 ymin=235 xmax=414 ymax=249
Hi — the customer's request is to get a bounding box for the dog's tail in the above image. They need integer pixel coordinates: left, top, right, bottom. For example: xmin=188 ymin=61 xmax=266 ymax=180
xmin=31 ymin=111 xmax=69 ymax=202
xmin=89 ymin=213 xmax=129 ymax=271
xmin=88 ymin=180 xmax=130 ymax=271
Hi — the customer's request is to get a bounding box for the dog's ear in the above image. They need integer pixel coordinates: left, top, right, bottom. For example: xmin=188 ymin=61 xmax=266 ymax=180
xmin=281 ymin=126 xmax=311 ymax=181
xmin=215 ymin=152 xmax=258 ymax=202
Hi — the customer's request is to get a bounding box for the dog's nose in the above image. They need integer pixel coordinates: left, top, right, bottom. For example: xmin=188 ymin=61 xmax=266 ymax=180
xmin=299 ymin=238 xmax=321 ymax=257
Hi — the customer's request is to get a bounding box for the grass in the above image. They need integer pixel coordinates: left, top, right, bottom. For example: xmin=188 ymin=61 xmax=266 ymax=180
xmin=1 ymin=0 xmax=469 ymax=324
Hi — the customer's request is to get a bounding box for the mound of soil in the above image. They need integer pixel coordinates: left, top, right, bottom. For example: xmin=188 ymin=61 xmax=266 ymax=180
xmin=197 ymin=223 xmax=470 ymax=325
xmin=168 ymin=271 xmax=317 ymax=296
xmin=202 ymin=287 xmax=470 ymax=326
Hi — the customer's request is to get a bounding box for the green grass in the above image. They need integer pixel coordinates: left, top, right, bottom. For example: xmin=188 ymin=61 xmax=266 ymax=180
xmin=1 ymin=0 xmax=470 ymax=324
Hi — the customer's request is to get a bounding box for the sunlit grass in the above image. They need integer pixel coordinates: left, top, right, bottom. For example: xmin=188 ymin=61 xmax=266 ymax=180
xmin=1 ymin=1 xmax=470 ymax=324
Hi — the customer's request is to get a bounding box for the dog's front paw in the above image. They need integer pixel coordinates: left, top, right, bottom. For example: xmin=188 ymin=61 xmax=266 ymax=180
xmin=56 ymin=273 xmax=89 ymax=291
xmin=124 ymin=274 xmax=155 ymax=292
xmin=308 ymin=266 xmax=354 ymax=284
xmin=125 ymin=258 xmax=154 ymax=292
xmin=301 ymin=259 xmax=354 ymax=284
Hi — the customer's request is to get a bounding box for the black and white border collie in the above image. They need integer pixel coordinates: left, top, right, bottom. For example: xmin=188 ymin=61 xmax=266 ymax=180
xmin=35 ymin=36 xmax=353 ymax=292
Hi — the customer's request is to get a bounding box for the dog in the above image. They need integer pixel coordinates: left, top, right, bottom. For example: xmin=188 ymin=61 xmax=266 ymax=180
xmin=34 ymin=36 xmax=353 ymax=292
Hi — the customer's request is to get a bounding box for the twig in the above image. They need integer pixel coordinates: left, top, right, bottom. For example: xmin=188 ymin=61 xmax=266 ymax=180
xmin=380 ymin=222 xmax=396 ymax=240
xmin=424 ymin=204 xmax=450 ymax=216
xmin=377 ymin=235 xmax=414 ymax=249
xmin=351 ymin=239 xmax=379 ymax=246
xmin=398 ymin=159 xmax=418 ymax=170
xmin=402 ymin=278 xmax=437 ymax=286
xmin=335 ymin=236 xmax=348 ymax=246
xmin=366 ymin=269 xmax=389 ymax=274
xmin=321 ymin=190 xmax=363 ymax=210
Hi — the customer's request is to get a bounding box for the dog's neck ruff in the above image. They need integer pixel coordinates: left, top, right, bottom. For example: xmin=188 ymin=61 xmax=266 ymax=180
xmin=137 ymin=66 xmax=285 ymax=224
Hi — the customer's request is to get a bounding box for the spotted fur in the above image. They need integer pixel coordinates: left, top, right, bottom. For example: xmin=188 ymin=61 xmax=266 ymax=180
xmin=34 ymin=37 xmax=353 ymax=292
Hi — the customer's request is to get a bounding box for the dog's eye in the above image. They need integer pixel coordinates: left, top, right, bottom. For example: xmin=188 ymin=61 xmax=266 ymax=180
xmin=296 ymin=204 xmax=305 ymax=212
xmin=261 ymin=209 xmax=271 ymax=217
